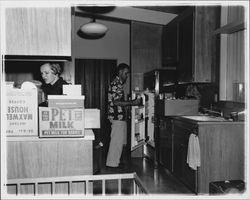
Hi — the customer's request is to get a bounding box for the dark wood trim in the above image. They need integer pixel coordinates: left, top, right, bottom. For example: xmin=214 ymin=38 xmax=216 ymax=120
xmin=129 ymin=20 xmax=132 ymax=93
xmin=127 ymin=20 xmax=132 ymax=161
xmin=75 ymin=7 xmax=166 ymax=26
xmin=75 ymin=11 xmax=130 ymax=24
xmin=167 ymin=6 xmax=194 ymax=26
xmin=3 ymin=55 xmax=72 ymax=61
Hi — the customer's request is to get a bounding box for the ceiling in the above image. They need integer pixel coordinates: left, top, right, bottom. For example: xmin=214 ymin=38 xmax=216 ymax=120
xmin=133 ymin=6 xmax=189 ymax=14
xmin=75 ymin=6 xmax=181 ymax=25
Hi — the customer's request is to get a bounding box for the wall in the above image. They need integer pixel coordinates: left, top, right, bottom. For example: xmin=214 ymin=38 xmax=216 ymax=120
xmin=71 ymin=15 xmax=130 ymax=94
xmin=73 ymin=16 xmax=130 ymax=63
xmin=219 ymin=6 xmax=246 ymax=102
xmin=131 ymin=21 xmax=163 ymax=90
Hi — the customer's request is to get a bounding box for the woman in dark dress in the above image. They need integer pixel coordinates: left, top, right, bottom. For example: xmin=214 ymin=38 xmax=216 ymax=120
xmin=40 ymin=63 xmax=68 ymax=106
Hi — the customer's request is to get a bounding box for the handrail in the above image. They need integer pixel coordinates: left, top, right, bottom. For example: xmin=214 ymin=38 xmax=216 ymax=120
xmin=133 ymin=173 xmax=149 ymax=194
xmin=5 ymin=172 xmax=148 ymax=195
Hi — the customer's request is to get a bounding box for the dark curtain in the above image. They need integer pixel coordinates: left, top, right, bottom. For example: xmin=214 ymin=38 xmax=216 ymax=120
xmin=75 ymin=59 xmax=117 ymax=170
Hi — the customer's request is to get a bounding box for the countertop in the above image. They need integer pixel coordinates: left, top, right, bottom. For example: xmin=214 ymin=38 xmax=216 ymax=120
xmin=173 ymin=115 xmax=245 ymax=125
xmin=6 ymin=129 xmax=95 ymax=142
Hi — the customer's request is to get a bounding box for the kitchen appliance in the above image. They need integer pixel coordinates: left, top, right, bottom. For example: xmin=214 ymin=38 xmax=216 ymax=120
xmin=143 ymin=68 xmax=177 ymax=95
xmin=143 ymin=68 xmax=177 ymax=166
xmin=209 ymin=180 xmax=245 ymax=194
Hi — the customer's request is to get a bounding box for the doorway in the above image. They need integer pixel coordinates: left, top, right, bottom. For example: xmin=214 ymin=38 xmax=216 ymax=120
xmin=75 ymin=59 xmax=117 ymax=172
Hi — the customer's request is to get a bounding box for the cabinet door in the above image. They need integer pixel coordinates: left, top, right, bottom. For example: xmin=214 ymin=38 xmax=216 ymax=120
xmin=194 ymin=7 xmax=220 ymax=82
xmin=159 ymin=117 xmax=173 ymax=171
xmin=131 ymin=106 xmax=145 ymax=152
xmin=178 ymin=13 xmax=194 ymax=82
xmin=162 ymin=23 xmax=178 ymax=66
xmin=5 ymin=7 xmax=71 ymax=56
xmin=173 ymin=119 xmax=197 ymax=193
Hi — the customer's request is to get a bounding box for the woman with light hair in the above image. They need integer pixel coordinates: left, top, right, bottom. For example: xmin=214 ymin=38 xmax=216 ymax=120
xmin=40 ymin=63 xmax=68 ymax=106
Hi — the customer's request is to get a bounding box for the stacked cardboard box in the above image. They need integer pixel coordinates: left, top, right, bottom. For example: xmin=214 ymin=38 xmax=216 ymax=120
xmin=39 ymin=95 xmax=85 ymax=138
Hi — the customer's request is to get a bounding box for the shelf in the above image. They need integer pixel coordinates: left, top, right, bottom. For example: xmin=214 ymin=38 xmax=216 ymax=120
xmin=135 ymin=106 xmax=144 ymax=109
xmin=146 ymin=140 xmax=155 ymax=148
xmin=213 ymin=21 xmax=245 ymax=35
xmin=132 ymin=139 xmax=145 ymax=151
xmin=135 ymin=119 xmax=145 ymax=123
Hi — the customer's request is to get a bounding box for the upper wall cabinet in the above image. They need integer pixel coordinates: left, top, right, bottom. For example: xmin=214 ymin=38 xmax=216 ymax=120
xmin=162 ymin=7 xmax=220 ymax=83
xmin=162 ymin=22 xmax=178 ymax=66
xmin=5 ymin=7 xmax=71 ymax=56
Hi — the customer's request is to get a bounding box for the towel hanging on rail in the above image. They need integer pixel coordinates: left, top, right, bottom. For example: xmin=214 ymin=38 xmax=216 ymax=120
xmin=186 ymin=133 xmax=200 ymax=170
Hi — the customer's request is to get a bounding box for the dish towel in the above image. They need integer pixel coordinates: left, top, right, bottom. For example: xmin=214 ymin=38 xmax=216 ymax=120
xmin=186 ymin=133 xmax=200 ymax=170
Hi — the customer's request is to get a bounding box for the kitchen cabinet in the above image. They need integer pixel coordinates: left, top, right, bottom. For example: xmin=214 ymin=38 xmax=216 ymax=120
xmin=5 ymin=7 xmax=71 ymax=56
xmin=162 ymin=6 xmax=220 ymax=82
xmin=158 ymin=116 xmax=245 ymax=194
xmin=162 ymin=23 xmax=178 ymax=66
xmin=178 ymin=12 xmax=193 ymax=82
xmin=172 ymin=119 xmax=198 ymax=192
xmin=159 ymin=117 xmax=173 ymax=172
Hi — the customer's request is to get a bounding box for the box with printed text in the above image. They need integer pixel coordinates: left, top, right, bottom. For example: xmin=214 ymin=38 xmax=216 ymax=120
xmin=39 ymin=107 xmax=85 ymax=138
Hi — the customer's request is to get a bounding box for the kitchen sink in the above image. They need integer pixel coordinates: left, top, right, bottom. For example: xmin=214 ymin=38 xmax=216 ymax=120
xmin=181 ymin=115 xmax=230 ymax=122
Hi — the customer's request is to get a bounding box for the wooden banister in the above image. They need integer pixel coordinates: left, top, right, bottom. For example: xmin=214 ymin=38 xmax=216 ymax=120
xmin=5 ymin=173 xmax=148 ymax=196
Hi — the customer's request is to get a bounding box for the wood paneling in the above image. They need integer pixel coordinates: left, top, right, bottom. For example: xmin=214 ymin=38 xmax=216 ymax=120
xmin=228 ymin=6 xmax=245 ymax=23
xmin=194 ymin=7 xmax=220 ymax=82
xmin=226 ymin=30 xmax=245 ymax=101
xmin=219 ymin=6 xmax=245 ymax=102
xmin=198 ymin=123 xmax=245 ymax=194
xmin=7 ymin=140 xmax=92 ymax=179
xmin=133 ymin=48 xmax=162 ymax=73
xmin=131 ymin=21 xmax=163 ymax=90
xmin=162 ymin=6 xmax=220 ymax=83
xmin=178 ymin=12 xmax=193 ymax=82
xmin=162 ymin=22 xmax=178 ymax=66
xmin=7 ymin=134 xmax=93 ymax=194
xmin=5 ymin=7 xmax=71 ymax=56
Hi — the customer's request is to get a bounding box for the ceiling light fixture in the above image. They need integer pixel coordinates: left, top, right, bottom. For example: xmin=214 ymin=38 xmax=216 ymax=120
xmin=80 ymin=18 xmax=108 ymax=37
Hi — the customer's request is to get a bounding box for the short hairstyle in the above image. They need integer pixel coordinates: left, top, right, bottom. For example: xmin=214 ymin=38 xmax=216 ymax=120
xmin=117 ymin=63 xmax=130 ymax=73
xmin=41 ymin=63 xmax=62 ymax=75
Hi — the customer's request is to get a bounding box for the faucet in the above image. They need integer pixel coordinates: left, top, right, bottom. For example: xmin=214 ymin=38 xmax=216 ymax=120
xmin=204 ymin=108 xmax=223 ymax=117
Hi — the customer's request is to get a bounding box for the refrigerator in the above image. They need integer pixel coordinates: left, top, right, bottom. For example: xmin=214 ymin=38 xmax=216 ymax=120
xmin=143 ymin=68 xmax=177 ymax=166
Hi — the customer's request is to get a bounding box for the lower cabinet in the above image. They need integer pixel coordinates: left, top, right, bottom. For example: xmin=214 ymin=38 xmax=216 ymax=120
xmin=172 ymin=119 xmax=198 ymax=193
xmin=159 ymin=117 xmax=173 ymax=172
xmin=158 ymin=117 xmax=245 ymax=194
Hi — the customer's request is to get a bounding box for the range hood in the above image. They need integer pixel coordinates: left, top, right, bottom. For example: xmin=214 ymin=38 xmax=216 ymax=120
xmin=3 ymin=55 xmax=72 ymax=62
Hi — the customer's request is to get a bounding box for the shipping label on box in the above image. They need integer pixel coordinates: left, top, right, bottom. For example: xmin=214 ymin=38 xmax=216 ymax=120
xmin=39 ymin=107 xmax=85 ymax=137
xmin=4 ymin=88 xmax=38 ymax=136
xmin=48 ymin=95 xmax=85 ymax=108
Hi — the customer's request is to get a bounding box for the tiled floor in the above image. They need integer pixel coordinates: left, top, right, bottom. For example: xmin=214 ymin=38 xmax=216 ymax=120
xmin=96 ymin=156 xmax=194 ymax=195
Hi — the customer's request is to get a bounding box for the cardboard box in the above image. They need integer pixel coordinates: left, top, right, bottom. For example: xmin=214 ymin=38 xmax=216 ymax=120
xmin=156 ymin=99 xmax=199 ymax=116
xmin=48 ymin=95 xmax=85 ymax=108
xmin=85 ymin=109 xmax=100 ymax=129
xmin=39 ymin=107 xmax=85 ymax=138
xmin=63 ymin=85 xmax=82 ymax=96
xmin=5 ymin=88 xmax=38 ymax=136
